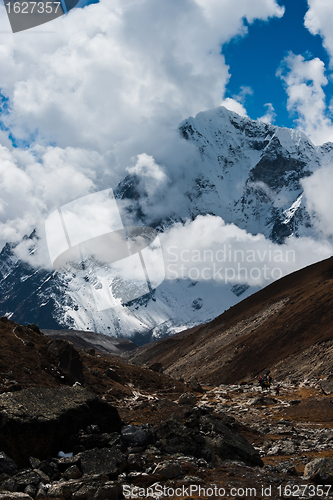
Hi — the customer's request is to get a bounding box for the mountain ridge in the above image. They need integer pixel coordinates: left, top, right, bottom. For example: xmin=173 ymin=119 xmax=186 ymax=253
xmin=0 ymin=106 xmax=332 ymax=341
xmin=129 ymin=255 xmax=333 ymax=384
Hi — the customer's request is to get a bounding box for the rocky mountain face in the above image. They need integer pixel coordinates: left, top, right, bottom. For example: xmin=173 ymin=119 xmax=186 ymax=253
xmin=179 ymin=108 xmax=321 ymax=242
xmin=0 ymin=106 xmax=332 ymax=341
xmin=1 ymin=317 xmax=333 ymax=499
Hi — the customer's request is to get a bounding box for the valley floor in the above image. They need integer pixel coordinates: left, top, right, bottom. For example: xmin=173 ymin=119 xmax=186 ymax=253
xmin=117 ymin=379 xmax=333 ymax=499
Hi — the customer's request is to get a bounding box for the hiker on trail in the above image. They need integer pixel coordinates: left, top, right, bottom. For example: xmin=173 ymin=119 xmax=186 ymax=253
xmin=268 ymin=375 xmax=272 ymax=385
xmin=275 ymin=385 xmax=280 ymax=395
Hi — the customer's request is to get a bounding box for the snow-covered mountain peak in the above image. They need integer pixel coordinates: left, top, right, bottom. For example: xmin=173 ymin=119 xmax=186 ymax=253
xmin=0 ymin=105 xmax=331 ymax=342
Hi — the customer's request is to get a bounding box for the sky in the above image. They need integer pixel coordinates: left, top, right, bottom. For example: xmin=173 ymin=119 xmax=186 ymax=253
xmin=0 ymin=0 xmax=333 ymax=293
xmin=223 ymin=0 xmax=333 ymax=129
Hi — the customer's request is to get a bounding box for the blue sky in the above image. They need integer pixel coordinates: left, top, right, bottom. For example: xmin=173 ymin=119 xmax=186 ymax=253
xmin=223 ymin=0 xmax=333 ymax=129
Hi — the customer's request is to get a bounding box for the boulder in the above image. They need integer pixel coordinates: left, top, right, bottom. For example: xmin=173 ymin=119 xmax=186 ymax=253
xmin=0 ymin=387 xmax=122 ymax=467
xmin=57 ymin=456 xmax=81 ymax=473
xmin=155 ymin=413 xmax=263 ymax=467
xmin=104 ymin=369 xmax=123 ymax=385
xmin=155 ymin=417 xmax=207 ymax=459
xmin=121 ymin=425 xmax=155 ymax=447
xmin=153 ymin=461 xmax=184 ymax=479
xmin=0 ymin=453 xmax=18 ymax=476
xmin=251 ymin=396 xmax=277 ymax=406
xmin=127 ymin=454 xmax=145 ymax=472
xmin=304 ymin=458 xmax=333 ymax=484
xmin=179 ymin=393 xmax=197 ymax=406
xmin=43 ymin=477 xmax=121 ymax=500
xmin=148 ymin=363 xmax=163 ymax=374
xmin=77 ymin=448 xmax=126 ymax=477
xmin=47 ymin=339 xmax=85 ymax=384
xmin=188 ymin=376 xmax=204 ymax=393
xmin=74 ymin=432 xmax=115 ymax=450
xmin=63 ymin=466 xmax=82 ymax=480
xmin=12 ymin=470 xmax=49 ymax=492
xmin=26 ymin=324 xmax=41 ymax=334
xmin=272 ymin=460 xmax=297 ymax=475
xmin=321 ymin=381 xmax=333 ymax=396
xmin=200 ymin=414 xmax=263 ymax=466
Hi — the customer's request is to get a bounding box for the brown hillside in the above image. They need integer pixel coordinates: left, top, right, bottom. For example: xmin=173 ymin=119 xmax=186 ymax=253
xmin=0 ymin=317 xmax=186 ymax=400
xmin=130 ymin=256 xmax=333 ymax=384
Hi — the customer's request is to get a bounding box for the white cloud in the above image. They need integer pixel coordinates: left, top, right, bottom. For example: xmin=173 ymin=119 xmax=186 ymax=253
xmin=221 ymin=98 xmax=248 ymax=117
xmin=0 ymin=0 xmax=284 ymax=156
xmin=161 ymin=214 xmax=333 ymax=286
xmin=302 ymin=163 xmax=333 ymax=237
xmin=258 ymin=103 xmax=276 ymax=124
xmin=0 ymin=143 xmax=104 ymax=250
xmin=0 ymin=0 xmax=285 ymax=252
xmin=277 ymin=52 xmax=333 ymax=144
xmin=305 ymin=0 xmax=333 ymax=66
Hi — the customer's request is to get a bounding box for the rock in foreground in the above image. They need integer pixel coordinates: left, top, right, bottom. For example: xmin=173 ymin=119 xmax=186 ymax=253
xmin=0 ymin=387 xmax=121 ymax=467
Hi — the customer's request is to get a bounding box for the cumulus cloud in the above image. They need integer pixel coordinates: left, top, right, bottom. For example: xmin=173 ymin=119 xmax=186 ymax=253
xmin=305 ymin=0 xmax=333 ymax=67
xmin=302 ymin=163 xmax=333 ymax=237
xmin=161 ymin=214 xmax=333 ymax=286
xmin=0 ymin=0 xmax=283 ymax=155
xmin=221 ymin=98 xmax=248 ymax=117
xmin=0 ymin=0 xmax=285 ymax=252
xmin=258 ymin=103 xmax=276 ymax=124
xmin=221 ymin=86 xmax=254 ymax=117
xmin=0 ymin=143 xmax=105 ymax=250
xmin=277 ymin=52 xmax=333 ymax=144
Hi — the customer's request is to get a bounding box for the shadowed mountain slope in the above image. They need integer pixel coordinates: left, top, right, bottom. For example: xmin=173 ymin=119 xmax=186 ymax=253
xmin=129 ymin=256 xmax=333 ymax=384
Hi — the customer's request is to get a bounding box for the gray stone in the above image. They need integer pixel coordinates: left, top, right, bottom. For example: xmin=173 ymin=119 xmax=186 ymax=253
xmin=0 ymin=479 xmax=17 ymax=493
xmin=304 ymin=458 xmax=333 ymax=484
xmin=121 ymin=425 xmax=154 ymax=447
xmin=321 ymin=381 xmax=333 ymax=395
xmin=188 ymin=377 xmax=204 ymax=393
xmin=155 ymin=413 xmax=263 ymax=467
xmin=23 ymin=486 xmax=36 ymax=499
xmin=35 ymin=485 xmax=48 ymax=500
xmin=75 ymin=433 xmax=113 ymax=450
xmin=127 ymin=454 xmax=145 ymax=472
xmin=13 ymin=470 xmax=48 ymax=492
xmin=45 ymin=481 xmax=74 ymax=499
xmin=71 ymin=483 xmax=98 ymax=500
xmin=251 ymin=396 xmax=277 ymax=406
xmin=153 ymin=461 xmax=184 ymax=479
xmin=0 ymin=454 xmax=18 ymax=476
xmin=78 ymin=448 xmax=126 ymax=477
xmin=63 ymin=466 xmax=82 ymax=480
xmin=179 ymin=393 xmax=197 ymax=406
xmin=37 ymin=461 xmax=57 ymax=479
xmin=57 ymin=456 xmax=81 ymax=473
